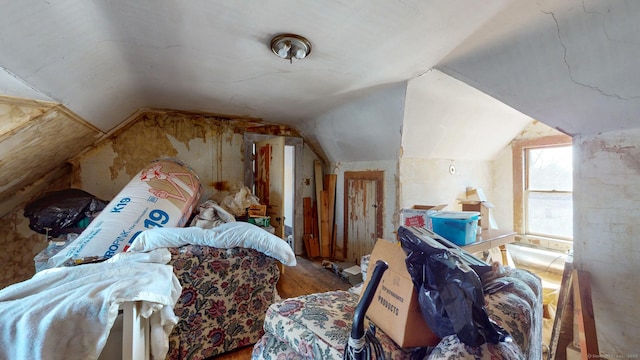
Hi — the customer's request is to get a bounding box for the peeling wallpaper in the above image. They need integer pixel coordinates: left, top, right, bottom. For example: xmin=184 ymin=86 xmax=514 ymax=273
xmin=73 ymin=109 xmax=300 ymax=203
xmin=1 ymin=108 xmax=301 ymax=289
xmin=0 ymin=174 xmax=71 ymax=289
xmin=0 ymin=212 xmax=47 ymax=289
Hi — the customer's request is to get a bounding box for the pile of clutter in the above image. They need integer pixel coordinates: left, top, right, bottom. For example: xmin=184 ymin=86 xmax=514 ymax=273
xmin=190 ymin=186 xmax=263 ymax=229
xmin=189 ymin=200 xmax=236 ymax=229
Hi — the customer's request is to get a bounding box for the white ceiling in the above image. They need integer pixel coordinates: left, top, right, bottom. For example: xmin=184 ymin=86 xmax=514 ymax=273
xmin=402 ymin=69 xmax=532 ymax=161
xmin=438 ymin=0 xmax=640 ymax=136
xmin=1 ymin=0 xmax=638 ymax=162
xmin=0 ymin=0 xmax=510 ymax=133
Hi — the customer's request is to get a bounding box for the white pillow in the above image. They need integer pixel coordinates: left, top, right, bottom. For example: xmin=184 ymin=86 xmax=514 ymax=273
xmin=128 ymin=222 xmax=297 ymax=266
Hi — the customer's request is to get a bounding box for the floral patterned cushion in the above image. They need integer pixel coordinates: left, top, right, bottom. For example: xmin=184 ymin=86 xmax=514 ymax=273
xmin=254 ymin=269 xmax=542 ymax=360
xmin=166 ymin=245 xmax=280 ymax=360
xmin=426 ymin=335 xmax=524 ymax=359
xmin=252 ymin=331 xmax=305 ymax=360
xmin=256 ymin=290 xmax=414 ymax=360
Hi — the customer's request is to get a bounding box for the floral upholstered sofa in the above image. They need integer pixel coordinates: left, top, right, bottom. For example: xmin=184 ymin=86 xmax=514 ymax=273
xmin=167 ymin=245 xmax=280 ymax=359
xmin=127 ymin=222 xmax=296 ymax=360
xmin=251 ymin=266 xmax=542 ymax=360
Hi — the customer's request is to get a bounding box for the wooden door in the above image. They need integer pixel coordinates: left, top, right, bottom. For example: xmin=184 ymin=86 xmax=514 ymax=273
xmin=344 ymin=171 xmax=383 ymax=263
xmin=255 ymin=137 xmax=285 ymax=238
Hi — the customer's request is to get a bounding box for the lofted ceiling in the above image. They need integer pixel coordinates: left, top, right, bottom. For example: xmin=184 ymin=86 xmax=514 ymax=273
xmin=0 ymin=0 xmax=639 ymax=211
xmin=0 ymin=0 xmax=513 ymax=132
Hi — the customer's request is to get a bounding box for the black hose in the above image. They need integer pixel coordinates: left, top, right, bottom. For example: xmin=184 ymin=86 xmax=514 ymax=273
xmin=344 ymin=260 xmax=388 ymax=360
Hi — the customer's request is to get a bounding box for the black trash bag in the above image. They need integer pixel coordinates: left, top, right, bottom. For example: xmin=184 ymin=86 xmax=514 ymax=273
xmin=397 ymin=226 xmax=509 ymax=347
xmin=23 ymin=188 xmax=108 ymax=237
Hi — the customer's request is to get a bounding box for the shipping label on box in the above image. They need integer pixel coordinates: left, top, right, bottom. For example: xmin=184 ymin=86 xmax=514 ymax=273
xmin=363 ymin=239 xmax=440 ymax=348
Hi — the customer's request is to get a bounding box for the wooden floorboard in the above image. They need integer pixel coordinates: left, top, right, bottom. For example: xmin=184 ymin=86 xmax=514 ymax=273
xmin=212 ymin=256 xmax=352 ymax=359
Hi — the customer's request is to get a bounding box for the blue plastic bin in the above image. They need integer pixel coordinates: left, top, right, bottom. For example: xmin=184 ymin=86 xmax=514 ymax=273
xmin=429 ymin=211 xmax=480 ymax=246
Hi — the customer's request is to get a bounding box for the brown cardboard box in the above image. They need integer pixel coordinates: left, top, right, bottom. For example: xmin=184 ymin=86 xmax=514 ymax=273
xmin=362 ymin=238 xmax=440 ymax=348
xmin=460 ymin=201 xmax=492 ymax=230
xmin=248 ymin=204 xmax=267 ymax=217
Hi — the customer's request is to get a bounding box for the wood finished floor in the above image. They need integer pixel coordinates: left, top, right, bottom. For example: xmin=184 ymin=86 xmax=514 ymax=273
xmin=214 ymin=256 xmax=351 ymax=359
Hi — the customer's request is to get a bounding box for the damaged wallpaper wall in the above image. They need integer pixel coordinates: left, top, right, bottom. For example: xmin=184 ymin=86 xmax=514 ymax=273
xmin=1 ymin=109 xmax=301 ymax=289
xmin=0 ymin=175 xmax=71 ymax=289
xmin=72 ymin=109 xmax=300 ymax=202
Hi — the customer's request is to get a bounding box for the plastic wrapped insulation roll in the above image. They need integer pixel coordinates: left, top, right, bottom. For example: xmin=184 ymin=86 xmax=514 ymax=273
xmin=47 ymin=158 xmax=203 ymax=268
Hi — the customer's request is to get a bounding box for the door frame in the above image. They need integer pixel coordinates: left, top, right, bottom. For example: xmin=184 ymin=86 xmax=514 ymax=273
xmin=244 ymin=133 xmax=303 ymax=251
xmin=343 ymin=170 xmax=384 ymax=261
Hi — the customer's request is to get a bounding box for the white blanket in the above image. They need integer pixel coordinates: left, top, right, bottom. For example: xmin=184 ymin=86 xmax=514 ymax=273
xmin=128 ymin=222 xmax=297 ymax=266
xmin=0 ymin=249 xmax=181 ymax=360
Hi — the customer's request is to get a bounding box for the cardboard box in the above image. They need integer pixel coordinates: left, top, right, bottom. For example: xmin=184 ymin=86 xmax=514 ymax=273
xmin=398 ymin=205 xmax=446 ymax=230
xmin=465 ymin=187 xmax=487 ymax=202
xmin=459 ymin=187 xmax=494 ymax=230
xmin=362 ymin=239 xmax=440 ymax=348
xmin=331 ymin=261 xmax=363 ymax=286
xmin=459 ymin=201 xmax=492 ymax=230
xmin=248 ymin=204 xmax=267 ymax=217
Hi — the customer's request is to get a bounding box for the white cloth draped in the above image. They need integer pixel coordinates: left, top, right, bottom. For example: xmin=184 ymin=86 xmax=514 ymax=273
xmin=0 ymin=248 xmax=181 ymax=360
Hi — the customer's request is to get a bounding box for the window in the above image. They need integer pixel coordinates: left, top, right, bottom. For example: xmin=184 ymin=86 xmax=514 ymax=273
xmin=525 ymin=145 xmax=573 ymax=239
xmin=512 ymin=134 xmax=573 ymax=250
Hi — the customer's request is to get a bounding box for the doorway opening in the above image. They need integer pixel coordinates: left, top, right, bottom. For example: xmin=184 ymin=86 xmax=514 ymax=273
xmin=244 ymin=133 xmax=303 ymax=254
xmin=284 ymin=145 xmax=295 ymax=248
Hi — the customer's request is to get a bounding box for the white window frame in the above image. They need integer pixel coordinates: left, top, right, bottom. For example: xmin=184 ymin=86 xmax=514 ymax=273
xmin=512 ymin=135 xmax=573 ymax=251
xmin=524 ymin=145 xmax=573 ymax=240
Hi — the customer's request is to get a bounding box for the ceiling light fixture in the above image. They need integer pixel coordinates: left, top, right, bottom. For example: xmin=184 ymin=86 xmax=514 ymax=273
xmin=270 ymin=33 xmax=311 ymax=63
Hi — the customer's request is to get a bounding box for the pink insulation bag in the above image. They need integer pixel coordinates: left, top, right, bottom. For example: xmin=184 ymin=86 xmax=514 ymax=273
xmin=48 ymin=158 xmax=203 ymax=268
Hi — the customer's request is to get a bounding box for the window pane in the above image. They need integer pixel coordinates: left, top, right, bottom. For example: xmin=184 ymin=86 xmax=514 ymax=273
xmin=528 ymin=146 xmax=572 ymax=191
xmin=527 ymin=191 xmax=573 ymax=238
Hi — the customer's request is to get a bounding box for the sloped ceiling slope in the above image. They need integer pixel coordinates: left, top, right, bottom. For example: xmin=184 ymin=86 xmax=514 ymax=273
xmin=0 ymin=0 xmax=510 ymax=133
xmin=437 ymin=0 xmax=640 ymax=136
xmin=2 ymin=0 xmax=637 ymax=212
xmin=0 ymin=96 xmax=102 ymax=216
xmin=402 ymin=70 xmax=532 ymax=161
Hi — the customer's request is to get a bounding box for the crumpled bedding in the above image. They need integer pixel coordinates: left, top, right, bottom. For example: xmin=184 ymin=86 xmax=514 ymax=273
xmin=129 ymin=222 xmax=297 ymax=266
xmin=0 ymin=248 xmax=181 ymax=360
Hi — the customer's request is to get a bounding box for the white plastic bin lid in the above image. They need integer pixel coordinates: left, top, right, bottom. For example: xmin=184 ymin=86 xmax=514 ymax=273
xmin=428 ymin=211 xmax=480 ymax=220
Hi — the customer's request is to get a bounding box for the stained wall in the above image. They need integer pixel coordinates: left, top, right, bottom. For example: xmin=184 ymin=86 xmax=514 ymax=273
xmin=0 ymin=174 xmax=71 ymax=289
xmin=1 ymin=108 xmax=304 ymax=289
xmin=72 ymin=109 xmax=301 ymax=202
xmin=574 ymin=128 xmax=640 ymax=355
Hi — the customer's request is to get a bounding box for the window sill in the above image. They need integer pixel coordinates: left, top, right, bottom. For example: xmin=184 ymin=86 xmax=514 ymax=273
xmin=506 ymin=242 xmax=569 ymax=274
xmin=515 ymin=234 xmax=573 ymax=253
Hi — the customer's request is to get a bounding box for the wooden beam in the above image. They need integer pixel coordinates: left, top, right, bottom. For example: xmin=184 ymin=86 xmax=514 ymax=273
xmin=314 ymin=160 xmax=324 ymax=253
xmin=550 ymin=256 xmax=575 ymax=360
xmin=324 ymin=174 xmax=337 ymax=257
xmin=572 ymin=269 xmax=599 ymax=359
xmin=303 ymin=197 xmax=312 ymax=235
xmin=320 ymin=190 xmax=330 ymax=257
xmin=302 ymin=197 xmax=319 ymax=257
